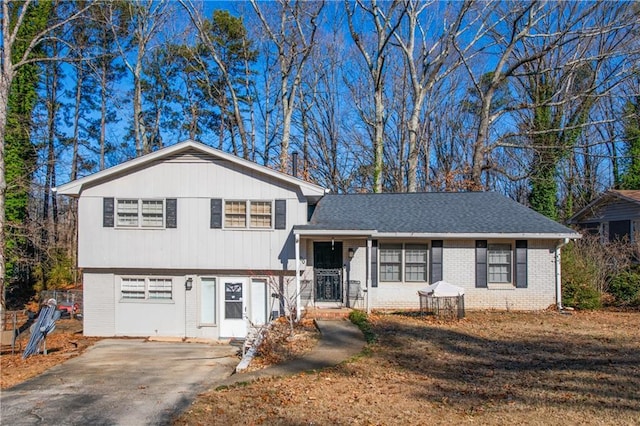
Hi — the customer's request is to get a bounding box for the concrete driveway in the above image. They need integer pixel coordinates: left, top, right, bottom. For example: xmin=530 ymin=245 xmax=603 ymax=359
xmin=1 ymin=339 xmax=238 ymax=425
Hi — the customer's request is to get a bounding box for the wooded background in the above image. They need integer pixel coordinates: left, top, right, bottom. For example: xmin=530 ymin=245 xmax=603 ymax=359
xmin=1 ymin=0 xmax=639 ymax=306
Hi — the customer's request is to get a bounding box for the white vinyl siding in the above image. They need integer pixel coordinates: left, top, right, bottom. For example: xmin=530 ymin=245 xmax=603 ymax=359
xmin=488 ymin=243 xmax=511 ymax=283
xmin=405 ymin=244 xmax=428 ymax=282
xmin=121 ymin=277 xmax=173 ymax=300
xmin=380 ymin=244 xmax=402 ymax=281
xmin=117 ymin=199 xmax=164 ymax=228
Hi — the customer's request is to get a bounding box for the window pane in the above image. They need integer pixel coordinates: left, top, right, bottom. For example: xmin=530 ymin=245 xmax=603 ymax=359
xmin=117 ymin=200 xmax=139 ymax=227
xmin=200 ymin=278 xmax=216 ymax=324
xmin=250 ymin=201 xmax=272 ymax=228
xmin=142 ymin=200 xmax=164 ymax=227
xmin=148 ymin=278 xmax=172 ymax=299
xmin=225 ymin=201 xmax=246 ymax=228
xmin=380 ymin=244 xmax=402 ymax=281
xmin=488 ymin=244 xmax=511 ymax=283
xmin=225 ymin=282 xmax=243 ymax=319
xmin=121 ymin=278 xmax=145 ymax=299
xmin=405 ymin=244 xmax=427 ymax=282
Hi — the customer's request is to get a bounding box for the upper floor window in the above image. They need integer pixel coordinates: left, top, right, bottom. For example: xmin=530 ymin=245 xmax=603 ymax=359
xmin=117 ymin=199 xmax=165 ymax=228
xmin=224 ymin=200 xmax=272 ymax=229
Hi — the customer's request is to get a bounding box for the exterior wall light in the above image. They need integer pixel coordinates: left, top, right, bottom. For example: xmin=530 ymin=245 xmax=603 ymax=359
xmin=185 ymin=277 xmax=193 ymax=291
xmin=348 ymin=248 xmax=355 ymax=259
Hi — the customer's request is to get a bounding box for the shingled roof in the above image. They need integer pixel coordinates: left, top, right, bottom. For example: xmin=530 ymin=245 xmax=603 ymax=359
xmin=295 ymin=192 xmax=579 ymax=238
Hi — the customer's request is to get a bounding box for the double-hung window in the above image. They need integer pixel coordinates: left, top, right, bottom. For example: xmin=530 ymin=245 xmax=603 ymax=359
xmin=121 ymin=277 xmax=173 ymax=300
xmin=380 ymin=243 xmax=429 ymax=282
xmin=405 ymin=244 xmax=428 ymax=282
xmin=116 ymin=199 xmax=165 ymax=228
xmin=488 ymin=243 xmax=511 ymax=283
xmin=224 ymin=200 xmax=272 ymax=229
xmin=380 ymin=244 xmax=402 ymax=281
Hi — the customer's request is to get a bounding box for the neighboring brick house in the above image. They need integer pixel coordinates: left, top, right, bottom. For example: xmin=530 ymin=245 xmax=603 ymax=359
xmin=568 ymin=190 xmax=640 ymax=243
xmin=55 ymin=140 xmax=580 ymax=340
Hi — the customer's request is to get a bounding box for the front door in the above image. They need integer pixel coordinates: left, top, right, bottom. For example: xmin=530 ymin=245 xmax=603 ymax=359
xmin=220 ymin=278 xmax=246 ymax=337
xmin=314 ymin=241 xmax=343 ymax=302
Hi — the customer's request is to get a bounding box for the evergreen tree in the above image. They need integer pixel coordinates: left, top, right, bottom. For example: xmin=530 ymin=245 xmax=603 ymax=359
xmin=620 ymin=96 xmax=640 ymax=190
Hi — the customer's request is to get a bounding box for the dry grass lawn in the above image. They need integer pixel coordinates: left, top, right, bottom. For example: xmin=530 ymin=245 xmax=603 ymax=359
xmin=175 ymin=310 xmax=640 ymax=425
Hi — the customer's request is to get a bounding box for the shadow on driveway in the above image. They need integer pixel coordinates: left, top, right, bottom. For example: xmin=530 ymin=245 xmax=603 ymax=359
xmin=1 ymin=339 xmax=238 ymax=425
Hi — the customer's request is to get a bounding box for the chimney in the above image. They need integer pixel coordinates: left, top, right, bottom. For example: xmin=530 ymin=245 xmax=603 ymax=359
xmin=292 ymin=151 xmax=298 ymax=178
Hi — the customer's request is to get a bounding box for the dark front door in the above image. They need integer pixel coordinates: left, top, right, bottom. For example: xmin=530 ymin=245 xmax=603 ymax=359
xmin=314 ymin=242 xmax=343 ymax=302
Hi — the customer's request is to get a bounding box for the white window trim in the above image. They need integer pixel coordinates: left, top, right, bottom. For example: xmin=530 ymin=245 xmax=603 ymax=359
xmin=487 ymin=242 xmax=513 ymax=285
xmin=116 ymin=198 xmax=166 ymax=229
xmin=120 ymin=276 xmax=174 ymax=302
xmin=198 ymin=277 xmax=218 ymax=327
xmin=223 ymin=200 xmax=274 ymax=230
xmin=379 ymin=242 xmax=429 ymax=283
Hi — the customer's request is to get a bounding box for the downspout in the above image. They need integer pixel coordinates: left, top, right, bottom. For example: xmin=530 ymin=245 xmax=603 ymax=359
xmin=366 ymin=238 xmax=372 ymax=314
xmin=295 ymin=234 xmax=301 ymax=321
xmin=555 ymin=238 xmax=570 ymax=310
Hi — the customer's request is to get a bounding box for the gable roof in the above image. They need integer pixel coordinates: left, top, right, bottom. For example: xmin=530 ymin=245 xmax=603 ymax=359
xmin=568 ymin=189 xmax=640 ymax=224
xmin=54 ymin=140 xmax=327 ymax=199
xmin=295 ymin=192 xmax=580 ymax=239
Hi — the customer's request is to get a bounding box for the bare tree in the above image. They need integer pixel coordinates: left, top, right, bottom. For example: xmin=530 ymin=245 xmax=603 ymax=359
xmin=392 ymin=0 xmax=470 ymax=192
xmin=251 ymin=0 xmax=324 ymax=172
xmin=345 ymin=0 xmax=406 ymax=192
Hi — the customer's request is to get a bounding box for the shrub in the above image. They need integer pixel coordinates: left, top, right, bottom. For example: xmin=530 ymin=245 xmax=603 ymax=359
xmin=609 ymin=268 xmax=640 ymax=306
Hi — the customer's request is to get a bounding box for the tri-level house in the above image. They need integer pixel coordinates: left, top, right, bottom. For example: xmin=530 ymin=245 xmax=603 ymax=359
xmin=55 ymin=140 xmax=580 ymax=339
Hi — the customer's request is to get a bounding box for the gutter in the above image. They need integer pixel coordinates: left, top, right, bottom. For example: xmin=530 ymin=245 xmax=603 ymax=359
xmin=555 ymin=238 xmax=570 ymax=310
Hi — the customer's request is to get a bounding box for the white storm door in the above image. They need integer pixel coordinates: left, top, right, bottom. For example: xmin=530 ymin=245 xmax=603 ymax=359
xmin=220 ymin=278 xmax=247 ymax=337
xmin=250 ymin=279 xmax=268 ymax=326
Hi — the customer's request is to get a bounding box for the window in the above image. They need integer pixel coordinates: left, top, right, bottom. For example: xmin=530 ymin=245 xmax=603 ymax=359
xmin=250 ymin=201 xmax=272 ymax=228
xmin=116 ymin=199 xmax=165 ymax=228
xmin=117 ymin=199 xmax=139 ymax=227
xmin=488 ymin=244 xmax=511 ymax=283
xmin=380 ymin=244 xmax=402 ymax=281
xmin=121 ymin=277 xmax=173 ymax=300
xmin=225 ymin=201 xmax=246 ymax=228
xmin=224 ymin=282 xmax=243 ymax=319
xmin=200 ymin=278 xmax=217 ymax=325
xmin=379 ymin=243 xmax=429 ymax=282
xmin=405 ymin=244 xmax=427 ymax=281
xmin=224 ymin=200 xmax=273 ymax=229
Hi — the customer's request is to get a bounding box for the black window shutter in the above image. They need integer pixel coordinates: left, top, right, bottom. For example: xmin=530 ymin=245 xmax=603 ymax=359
xmin=210 ymin=199 xmax=222 ymax=229
xmin=430 ymin=240 xmax=443 ymax=283
xmin=371 ymin=240 xmax=378 ymax=288
xmin=275 ymin=200 xmax=286 ymax=229
xmin=166 ymin=199 xmax=177 ymax=228
xmin=515 ymin=240 xmax=528 ymax=288
xmin=475 ymin=240 xmax=488 ymax=288
xmin=103 ymin=198 xmax=114 ymax=227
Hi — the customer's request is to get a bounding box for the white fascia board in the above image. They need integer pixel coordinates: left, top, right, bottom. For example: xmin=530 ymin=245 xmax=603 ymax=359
xmin=54 ymin=139 xmax=327 ymax=197
xmin=370 ymin=232 xmax=582 ymax=240
xmin=293 ymin=229 xmax=376 ymax=237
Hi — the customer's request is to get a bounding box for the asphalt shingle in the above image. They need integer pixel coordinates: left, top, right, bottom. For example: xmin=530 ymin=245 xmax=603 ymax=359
xmin=299 ymin=192 xmax=577 ymax=235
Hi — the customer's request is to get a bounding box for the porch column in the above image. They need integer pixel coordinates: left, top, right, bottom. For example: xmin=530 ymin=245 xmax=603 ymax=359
xmin=295 ymin=233 xmax=301 ymax=321
xmin=366 ymin=238 xmax=372 ymax=314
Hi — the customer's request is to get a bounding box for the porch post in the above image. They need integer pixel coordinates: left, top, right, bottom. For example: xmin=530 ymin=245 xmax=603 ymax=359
xmin=366 ymin=238 xmax=372 ymax=314
xmin=295 ymin=233 xmax=301 ymax=321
